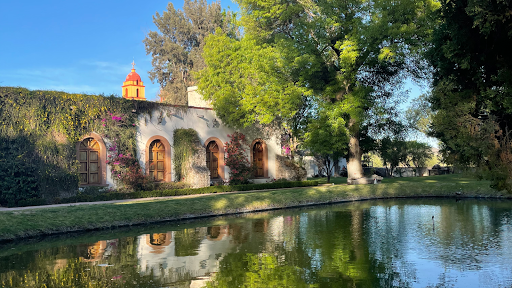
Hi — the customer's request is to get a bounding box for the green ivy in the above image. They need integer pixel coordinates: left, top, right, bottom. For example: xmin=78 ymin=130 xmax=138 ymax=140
xmin=173 ymin=128 xmax=201 ymax=181
xmin=0 ymin=87 xmax=161 ymax=206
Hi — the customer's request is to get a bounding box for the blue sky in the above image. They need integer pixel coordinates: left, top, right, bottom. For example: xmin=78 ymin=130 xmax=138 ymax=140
xmin=1 ymin=0 xmax=434 ymax=145
xmin=0 ymin=0 xmax=237 ymax=101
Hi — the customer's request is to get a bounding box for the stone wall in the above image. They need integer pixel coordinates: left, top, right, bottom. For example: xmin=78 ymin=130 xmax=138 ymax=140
xmin=275 ymin=155 xmax=307 ymax=181
xmin=184 ymin=141 xmax=210 ymax=188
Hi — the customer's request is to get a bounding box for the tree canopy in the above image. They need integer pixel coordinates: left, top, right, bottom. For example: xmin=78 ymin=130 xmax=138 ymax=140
xmin=198 ymin=0 xmax=439 ymax=180
xmin=426 ymin=0 xmax=512 ymax=191
xmin=144 ymin=0 xmax=237 ymax=104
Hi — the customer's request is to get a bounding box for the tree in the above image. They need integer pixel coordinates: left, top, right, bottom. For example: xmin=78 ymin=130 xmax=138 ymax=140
xmin=377 ymin=137 xmax=409 ymax=177
xmin=144 ymin=0 xmax=237 ymax=104
xmin=405 ymin=94 xmax=434 ymax=135
xmin=303 ymin=105 xmax=349 ymax=182
xmin=426 ymin=0 xmax=512 ymax=191
xmin=406 ymin=141 xmax=433 ymax=176
xmin=199 ymin=0 xmax=439 ymax=182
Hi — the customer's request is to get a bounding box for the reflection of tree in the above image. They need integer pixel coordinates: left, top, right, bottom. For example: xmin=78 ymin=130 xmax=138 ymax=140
xmin=0 ymin=237 xmax=167 ymax=287
xmin=425 ymin=200 xmax=506 ymax=269
xmin=174 ymin=228 xmax=204 ymax=257
xmin=206 ymin=253 xmax=308 ymax=288
xmin=301 ymin=210 xmax=380 ymax=287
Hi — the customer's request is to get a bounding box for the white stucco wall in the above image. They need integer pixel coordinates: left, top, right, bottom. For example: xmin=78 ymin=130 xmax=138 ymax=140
xmin=137 ymin=230 xmax=234 ymax=280
xmin=304 ymin=156 xmax=347 ymax=177
xmin=187 ymin=86 xmax=212 ymax=109
xmin=136 ymin=106 xmax=280 ymax=183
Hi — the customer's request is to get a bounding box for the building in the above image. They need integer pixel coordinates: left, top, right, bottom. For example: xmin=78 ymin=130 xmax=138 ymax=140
xmin=77 ymin=64 xmax=301 ymax=188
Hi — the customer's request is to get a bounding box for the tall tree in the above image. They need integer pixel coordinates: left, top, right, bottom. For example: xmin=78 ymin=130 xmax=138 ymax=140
xmin=303 ymin=105 xmax=350 ymax=182
xmin=406 ymin=94 xmax=434 ymax=135
xmin=377 ymin=137 xmax=409 ymax=177
xmin=199 ymin=0 xmax=438 ymax=181
xmin=426 ymin=0 xmax=512 ymax=191
xmin=406 ymin=141 xmax=433 ymax=176
xmin=144 ymin=0 xmax=237 ymax=104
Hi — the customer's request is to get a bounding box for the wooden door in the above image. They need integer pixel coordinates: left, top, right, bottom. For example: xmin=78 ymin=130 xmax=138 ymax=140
xmin=149 ymin=140 xmax=165 ymax=181
xmin=253 ymin=142 xmax=264 ymax=177
xmin=206 ymin=141 xmax=219 ymax=178
xmin=79 ymin=138 xmax=100 ymax=185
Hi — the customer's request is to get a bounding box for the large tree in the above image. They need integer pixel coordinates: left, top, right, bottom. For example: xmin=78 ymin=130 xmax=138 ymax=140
xmin=144 ymin=0 xmax=237 ymax=104
xmin=199 ymin=0 xmax=438 ymax=181
xmin=427 ymin=0 xmax=512 ymax=191
xmin=303 ymin=104 xmax=350 ymax=182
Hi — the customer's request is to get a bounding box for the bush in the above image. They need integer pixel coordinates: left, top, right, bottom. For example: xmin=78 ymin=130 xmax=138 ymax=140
xmin=225 ymin=132 xmax=254 ymax=185
xmin=53 ymin=180 xmax=319 ymax=206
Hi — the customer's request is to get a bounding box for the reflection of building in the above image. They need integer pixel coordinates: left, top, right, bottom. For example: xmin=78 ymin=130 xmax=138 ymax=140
xmin=206 ymin=226 xmax=228 ymax=241
xmin=78 ymin=241 xmax=107 ymax=262
xmin=137 ymin=228 xmax=234 ymax=282
xmin=145 ymin=232 xmax=173 ymax=254
xmin=77 ymin=240 xmax=118 ymax=262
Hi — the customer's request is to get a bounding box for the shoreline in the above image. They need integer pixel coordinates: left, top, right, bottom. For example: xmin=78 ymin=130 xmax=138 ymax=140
xmin=0 ymin=175 xmax=509 ymax=242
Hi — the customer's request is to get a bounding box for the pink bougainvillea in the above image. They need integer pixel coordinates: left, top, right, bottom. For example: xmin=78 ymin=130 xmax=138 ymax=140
xmin=224 ymin=132 xmax=254 ymax=185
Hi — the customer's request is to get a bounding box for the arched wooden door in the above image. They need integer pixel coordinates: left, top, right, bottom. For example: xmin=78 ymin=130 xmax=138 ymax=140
xmin=253 ymin=141 xmax=264 ymax=177
xmin=149 ymin=140 xmax=165 ymax=181
xmin=149 ymin=233 xmax=167 ymax=246
xmin=206 ymin=141 xmax=220 ymax=179
xmin=79 ymin=138 xmax=100 ymax=185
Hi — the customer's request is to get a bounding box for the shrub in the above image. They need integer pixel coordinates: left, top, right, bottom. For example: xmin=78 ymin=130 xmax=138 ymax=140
xmin=50 ymin=180 xmax=319 ymax=206
xmin=225 ymin=132 xmax=254 ymax=185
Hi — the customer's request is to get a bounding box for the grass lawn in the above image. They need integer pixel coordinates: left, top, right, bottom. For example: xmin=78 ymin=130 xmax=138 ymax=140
xmin=0 ymin=174 xmax=508 ymax=242
xmin=308 ymin=176 xmax=348 ymax=185
xmin=308 ymin=174 xmax=473 ymax=185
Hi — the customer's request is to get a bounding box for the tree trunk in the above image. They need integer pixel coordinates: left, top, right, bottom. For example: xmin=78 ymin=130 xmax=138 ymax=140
xmin=347 ymin=133 xmax=364 ymax=180
xmin=325 ymin=157 xmax=331 ymax=183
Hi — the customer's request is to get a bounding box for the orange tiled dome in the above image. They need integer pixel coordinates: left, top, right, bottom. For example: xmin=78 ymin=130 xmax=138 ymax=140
xmin=125 ymin=69 xmax=142 ymax=82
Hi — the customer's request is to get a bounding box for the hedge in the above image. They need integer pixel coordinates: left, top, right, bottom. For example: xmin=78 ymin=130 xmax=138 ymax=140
xmin=14 ymin=181 xmax=319 ymax=207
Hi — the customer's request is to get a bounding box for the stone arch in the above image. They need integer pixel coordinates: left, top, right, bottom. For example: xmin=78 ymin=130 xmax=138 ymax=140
xmin=204 ymin=137 xmax=225 ymax=181
xmin=250 ymin=138 xmax=268 ymax=178
xmin=145 ymin=136 xmax=172 ymax=182
xmin=77 ymin=132 xmax=107 ymax=186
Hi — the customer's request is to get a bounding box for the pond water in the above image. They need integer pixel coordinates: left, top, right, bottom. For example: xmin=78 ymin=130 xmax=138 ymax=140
xmin=1 ymin=198 xmax=512 ymax=287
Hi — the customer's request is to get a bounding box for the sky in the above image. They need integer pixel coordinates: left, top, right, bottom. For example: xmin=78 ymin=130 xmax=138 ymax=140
xmin=1 ymin=0 xmax=435 ymax=145
xmin=0 ymin=0 xmax=237 ymax=101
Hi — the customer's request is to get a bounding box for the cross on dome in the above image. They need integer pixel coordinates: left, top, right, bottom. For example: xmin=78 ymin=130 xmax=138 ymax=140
xmin=132 ymin=60 xmax=135 ymax=69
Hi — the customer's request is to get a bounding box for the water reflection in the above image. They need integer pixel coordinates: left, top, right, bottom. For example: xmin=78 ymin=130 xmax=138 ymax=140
xmin=1 ymin=199 xmax=512 ymax=287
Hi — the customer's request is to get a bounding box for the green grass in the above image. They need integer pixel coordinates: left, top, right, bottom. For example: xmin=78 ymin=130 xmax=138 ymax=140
xmin=0 ymin=174 xmax=508 ymax=242
xmin=308 ymin=174 xmax=470 ymax=185
xmin=308 ymin=176 xmax=348 ymax=185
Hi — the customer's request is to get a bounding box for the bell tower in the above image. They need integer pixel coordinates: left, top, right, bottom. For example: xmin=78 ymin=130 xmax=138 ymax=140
xmin=122 ymin=61 xmax=146 ymax=100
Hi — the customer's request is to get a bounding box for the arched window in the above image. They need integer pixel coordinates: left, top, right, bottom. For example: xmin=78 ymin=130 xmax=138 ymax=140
xmin=79 ymin=137 xmax=101 ymax=185
xmin=206 ymin=141 xmax=220 ymax=179
xmin=136 ymin=88 xmax=139 ymax=98
xmin=149 ymin=140 xmax=165 ymax=181
xmin=125 ymin=88 xmax=128 ymax=97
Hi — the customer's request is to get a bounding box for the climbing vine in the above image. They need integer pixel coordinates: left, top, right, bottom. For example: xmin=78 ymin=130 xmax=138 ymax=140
xmin=0 ymin=87 xmax=160 ymax=205
xmin=173 ymin=129 xmax=201 ymax=182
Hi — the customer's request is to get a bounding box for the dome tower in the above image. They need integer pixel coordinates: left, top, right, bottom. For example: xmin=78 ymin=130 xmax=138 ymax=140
xmin=122 ymin=61 xmax=146 ymax=100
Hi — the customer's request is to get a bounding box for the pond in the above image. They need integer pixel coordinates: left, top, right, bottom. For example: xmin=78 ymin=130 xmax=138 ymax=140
xmin=1 ymin=198 xmax=512 ymax=287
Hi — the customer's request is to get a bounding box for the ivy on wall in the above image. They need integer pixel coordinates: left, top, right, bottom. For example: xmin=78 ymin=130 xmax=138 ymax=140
xmin=173 ymin=129 xmax=201 ymax=182
xmin=0 ymin=87 xmax=161 ymax=206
